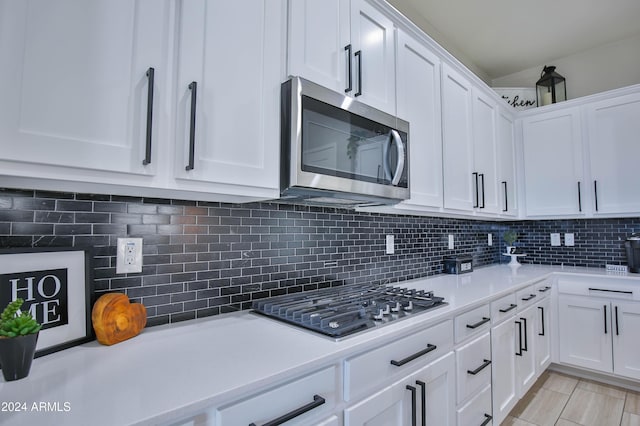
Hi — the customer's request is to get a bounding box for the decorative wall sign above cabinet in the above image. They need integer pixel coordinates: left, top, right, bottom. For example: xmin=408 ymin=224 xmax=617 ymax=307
xmin=493 ymin=87 xmax=536 ymax=111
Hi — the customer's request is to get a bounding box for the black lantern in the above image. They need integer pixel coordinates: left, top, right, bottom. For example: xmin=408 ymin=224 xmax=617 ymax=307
xmin=536 ymin=65 xmax=566 ymax=106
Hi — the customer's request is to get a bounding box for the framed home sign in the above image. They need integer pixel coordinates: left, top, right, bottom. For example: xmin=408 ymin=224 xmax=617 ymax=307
xmin=0 ymin=247 xmax=94 ymax=357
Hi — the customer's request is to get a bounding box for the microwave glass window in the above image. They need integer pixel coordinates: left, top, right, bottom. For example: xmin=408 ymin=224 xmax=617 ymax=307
xmin=301 ymin=96 xmax=407 ymax=187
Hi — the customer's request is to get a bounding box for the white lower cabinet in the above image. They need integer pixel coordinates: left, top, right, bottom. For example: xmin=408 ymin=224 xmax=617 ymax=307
xmin=456 ymin=384 xmax=493 ymax=426
xmin=490 ymin=313 xmax=517 ymax=425
xmin=216 ymin=366 xmax=337 ymax=426
xmin=535 ymin=296 xmax=551 ymax=372
xmin=344 ymin=352 xmax=455 ymax=426
xmin=515 ymin=303 xmax=537 ymax=396
xmin=558 ymin=295 xmax=640 ymax=380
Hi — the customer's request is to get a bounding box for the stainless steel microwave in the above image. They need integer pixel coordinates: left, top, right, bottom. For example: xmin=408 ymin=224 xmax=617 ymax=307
xmin=280 ymin=77 xmax=410 ymax=206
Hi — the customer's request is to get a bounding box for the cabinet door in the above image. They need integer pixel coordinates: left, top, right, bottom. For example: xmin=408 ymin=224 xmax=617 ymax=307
xmin=586 ymin=92 xmax=640 ymax=214
xmin=0 ymin=0 xmax=170 ymax=177
xmin=558 ymin=295 xmax=612 ymax=373
xmin=497 ymin=109 xmax=518 ymax=216
xmin=515 ymin=304 xmax=537 ymax=396
xmin=612 ymin=301 xmax=640 ymax=380
xmin=535 ymin=297 xmax=551 ymax=372
xmin=287 ymin=0 xmax=350 ymax=93
xmin=491 ymin=318 xmax=517 ymax=426
xmin=344 ymin=352 xmax=455 ymax=426
xmin=173 ymin=0 xmax=282 ymax=196
xmin=396 ymin=30 xmax=442 ymax=209
xmin=472 ymin=89 xmax=499 ymax=214
xmin=521 ymin=108 xmax=584 ymax=216
xmin=441 ymin=63 xmax=474 ymax=211
xmin=349 ymin=0 xmax=396 ymax=115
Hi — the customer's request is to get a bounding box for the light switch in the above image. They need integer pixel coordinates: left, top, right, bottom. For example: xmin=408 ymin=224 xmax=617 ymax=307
xmin=565 ymin=233 xmax=575 ymax=246
xmin=550 ymin=233 xmax=561 ymax=246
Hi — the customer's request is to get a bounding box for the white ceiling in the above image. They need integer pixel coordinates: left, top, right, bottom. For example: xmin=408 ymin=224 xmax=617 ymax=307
xmin=387 ymin=0 xmax=640 ymax=81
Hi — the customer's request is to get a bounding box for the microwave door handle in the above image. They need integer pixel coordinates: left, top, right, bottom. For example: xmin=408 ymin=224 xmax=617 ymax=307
xmin=389 ymin=129 xmax=405 ymax=186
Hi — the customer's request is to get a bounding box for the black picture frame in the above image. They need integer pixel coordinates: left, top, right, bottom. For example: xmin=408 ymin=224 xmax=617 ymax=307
xmin=0 ymin=247 xmax=94 ymax=358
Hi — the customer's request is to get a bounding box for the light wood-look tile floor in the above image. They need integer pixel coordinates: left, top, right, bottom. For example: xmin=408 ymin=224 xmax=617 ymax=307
xmin=502 ymin=371 xmax=640 ymax=426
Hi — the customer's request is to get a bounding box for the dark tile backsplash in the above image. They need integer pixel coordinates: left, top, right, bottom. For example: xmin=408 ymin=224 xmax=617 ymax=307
xmin=2 ymin=188 xmax=638 ymax=326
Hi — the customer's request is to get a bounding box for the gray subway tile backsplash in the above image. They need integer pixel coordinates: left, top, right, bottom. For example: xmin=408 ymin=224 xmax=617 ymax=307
xmin=1 ymin=187 xmax=638 ymax=327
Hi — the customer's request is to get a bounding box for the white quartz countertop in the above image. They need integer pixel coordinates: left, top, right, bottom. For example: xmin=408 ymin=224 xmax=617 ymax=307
xmin=1 ymin=264 xmax=638 ymax=425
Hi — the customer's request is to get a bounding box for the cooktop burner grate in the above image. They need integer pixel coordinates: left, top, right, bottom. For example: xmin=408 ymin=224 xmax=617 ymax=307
xmin=252 ymin=284 xmax=447 ymax=338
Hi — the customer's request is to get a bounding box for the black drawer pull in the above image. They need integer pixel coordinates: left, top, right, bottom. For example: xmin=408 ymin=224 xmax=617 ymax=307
xmin=466 ymin=317 xmax=490 ymax=329
xmin=588 ymin=287 xmax=633 ymax=295
xmin=521 ymin=294 xmax=537 ymax=301
xmin=248 ymin=394 xmax=325 ymax=426
xmin=467 ymin=359 xmax=491 ymax=375
xmin=390 ymin=343 xmax=437 ymax=367
xmin=515 ymin=320 xmax=523 ymax=356
xmin=538 ymin=286 xmax=551 ymax=293
xmin=499 ymin=304 xmax=517 ymax=313
xmin=416 ymin=380 xmax=426 ymax=426
xmin=143 ymin=67 xmax=155 ymax=165
xmin=185 ymin=81 xmax=198 ymax=171
xmin=480 ymin=413 xmax=493 ymax=426
xmin=406 ymin=385 xmax=417 ymax=426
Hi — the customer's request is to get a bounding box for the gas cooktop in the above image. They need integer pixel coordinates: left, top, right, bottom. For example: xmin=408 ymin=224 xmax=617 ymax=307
xmin=252 ymin=283 xmax=447 ymax=338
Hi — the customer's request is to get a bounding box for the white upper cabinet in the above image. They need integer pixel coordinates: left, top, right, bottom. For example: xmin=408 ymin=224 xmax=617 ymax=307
xmin=497 ymin=109 xmax=518 ymax=216
xmin=287 ymin=0 xmax=350 ymax=94
xmin=287 ymin=0 xmax=396 ymax=115
xmin=395 ymin=29 xmax=442 ymax=209
xmin=0 ymin=0 xmax=171 ymax=180
xmin=471 ymin=89 xmax=499 ymax=214
xmin=171 ymin=0 xmax=283 ymax=199
xmin=585 ymin=92 xmax=640 ymax=215
xmin=521 ymin=107 xmax=585 ymax=217
xmin=441 ymin=63 xmax=474 ymax=212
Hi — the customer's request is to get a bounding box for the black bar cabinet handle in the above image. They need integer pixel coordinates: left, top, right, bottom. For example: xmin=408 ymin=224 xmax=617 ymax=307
xmin=248 ymin=394 xmax=325 ymax=426
xmin=588 ymin=287 xmax=633 ymax=295
xmin=502 ymin=181 xmax=508 ymax=212
xmin=578 ymin=181 xmax=582 ymax=212
xmin=390 ymin=343 xmax=437 ymax=366
xmin=185 ymin=81 xmax=197 ymax=171
xmin=594 ymin=180 xmax=599 ymax=211
xmin=615 ymin=306 xmax=619 ymax=336
xmin=499 ymin=303 xmax=517 ymax=313
xmin=521 ymin=294 xmax=537 ymax=301
xmin=466 ymin=317 xmax=490 ymax=329
xmin=416 ymin=380 xmax=426 ymax=426
xmin=481 ymin=413 xmax=493 ymax=426
xmin=473 ymin=172 xmax=479 ymax=208
xmin=480 ymin=173 xmax=485 ymax=208
xmin=467 ymin=359 xmax=492 ymax=375
xmin=521 ymin=317 xmax=528 ymax=351
xmin=354 ymin=50 xmax=362 ymax=96
xmin=406 ymin=385 xmax=417 ymax=426
xmin=538 ymin=306 xmax=545 ymax=336
xmin=515 ymin=320 xmax=523 ymax=356
xmin=538 ymin=286 xmax=551 ymax=293
xmin=143 ymin=67 xmax=155 ymax=166
xmin=344 ymin=44 xmax=352 ymax=93
xmin=604 ymin=305 xmax=608 ymax=334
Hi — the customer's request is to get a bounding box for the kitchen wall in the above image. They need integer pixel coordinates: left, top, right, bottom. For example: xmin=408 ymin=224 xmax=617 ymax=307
xmin=0 ymin=188 xmax=499 ymax=327
xmin=506 ymin=218 xmax=639 ymax=268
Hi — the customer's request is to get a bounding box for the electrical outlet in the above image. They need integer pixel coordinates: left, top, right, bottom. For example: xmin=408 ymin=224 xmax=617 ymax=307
xmin=550 ymin=233 xmax=561 ymax=246
xmin=488 ymin=233 xmax=493 ymax=246
xmin=385 ymin=235 xmax=395 ymax=254
xmin=448 ymin=234 xmax=454 ymax=250
xmin=116 ymin=238 xmax=143 ymax=274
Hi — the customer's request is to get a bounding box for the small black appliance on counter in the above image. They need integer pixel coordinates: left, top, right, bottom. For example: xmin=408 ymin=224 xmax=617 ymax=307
xmin=443 ymin=255 xmax=473 ymax=274
xmin=625 ymin=234 xmax=640 ymax=273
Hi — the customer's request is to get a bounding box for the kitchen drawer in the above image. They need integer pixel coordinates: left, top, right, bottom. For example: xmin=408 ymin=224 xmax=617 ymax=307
xmin=491 ymin=292 xmax=518 ymax=325
xmin=534 ymin=279 xmax=552 ymax=298
xmin=217 ymin=366 xmax=337 ymax=426
xmin=557 ymin=275 xmax=640 ymax=300
xmin=516 ymin=285 xmax=539 ymax=311
xmin=455 ymin=304 xmax=491 ymax=343
xmin=344 ymin=320 xmax=453 ymax=401
xmin=456 ymin=332 xmax=491 ymax=404
xmin=456 ymin=384 xmax=492 ymax=426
